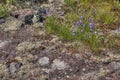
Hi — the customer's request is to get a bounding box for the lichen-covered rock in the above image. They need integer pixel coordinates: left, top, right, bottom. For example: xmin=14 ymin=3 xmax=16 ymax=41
xmin=48 ymin=0 xmax=54 ymax=3
xmin=0 ymin=40 xmax=11 ymax=48
xmin=107 ymin=62 xmax=120 ymax=71
xmin=16 ymin=41 xmax=41 ymax=51
xmin=52 ymin=59 xmax=69 ymax=70
xmin=0 ymin=18 xmax=5 ymax=24
xmin=109 ymin=28 xmax=120 ymax=38
xmin=38 ymin=57 xmax=49 ymax=66
xmin=16 ymin=42 xmax=34 ymax=51
xmin=3 ymin=17 xmax=23 ymax=31
xmin=0 ymin=64 xmax=8 ymax=78
xmin=8 ymin=62 xmax=23 ymax=74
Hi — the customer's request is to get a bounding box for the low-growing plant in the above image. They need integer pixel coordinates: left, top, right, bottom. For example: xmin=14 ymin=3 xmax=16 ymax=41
xmin=46 ymin=14 xmax=105 ymax=52
xmin=71 ymin=16 xmax=105 ymax=52
xmin=45 ymin=0 xmax=118 ymax=53
xmin=0 ymin=0 xmax=14 ymax=17
xmin=0 ymin=4 xmax=11 ymax=17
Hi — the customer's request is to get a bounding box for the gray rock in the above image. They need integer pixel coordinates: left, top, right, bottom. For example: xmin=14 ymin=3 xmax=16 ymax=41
xmin=52 ymin=59 xmax=69 ymax=70
xmin=16 ymin=42 xmax=34 ymax=51
xmin=16 ymin=41 xmax=40 ymax=51
xmin=33 ymin=23 xmax=44 ymax=28
xmin=50 ymin=35 xmax=59 ymax=42
xmin=3 ymin=17 xmax=23 ymax=31
xmin=0 ymin=64 xmax=8 ymax=76
xmin=42 ymin=68 xmax=50 ymax=73
xmin=39 ymin=57 xmax=49 ymax=66
xmin=48 ymin=0 xmax=54 ymax=3
xmin=75 ymin=53 xmax=82 ymax=59
xmin=9 ymin=62 xmax=17 ymax=74
xmin=38 ymin=30 xmax=45 ymax=36
xmin=108 ymin=62 xmax=120 ymax=70
xmin=9 ymin=62 xmax=23 ymax=74
xmin=0 ymin=40 xmax=11 ymax=48
xmin=0 ymin=18 xmax=5 ymax=24
xmin=109 ymin=28 xmax=120 ymax=38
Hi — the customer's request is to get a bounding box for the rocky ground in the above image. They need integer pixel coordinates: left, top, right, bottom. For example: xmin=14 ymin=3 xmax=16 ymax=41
xmin=0 ymin=0 xmax=120 ymax=80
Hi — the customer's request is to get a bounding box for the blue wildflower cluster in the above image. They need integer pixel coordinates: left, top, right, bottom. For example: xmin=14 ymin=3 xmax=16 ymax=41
xmin=72 ymin=16 xmax=96 ymax=36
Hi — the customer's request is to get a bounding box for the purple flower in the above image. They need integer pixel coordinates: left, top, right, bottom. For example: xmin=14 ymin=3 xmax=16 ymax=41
xmin=45 ymin=9 xmax=49 ymax=15
xmin=89 ymin=22 xmax=94 ymax=29
xmin=49 ymin=7 xmax=54 ymax=15
xmin=89 ymin=18 xmax=91 ymax=21
xmin=81 ymin=30 xmax=84 ymax=32
xmin=89 ymin=18 xmax=93 ymax=21
xmin=83 ymin=24 xmax=86 ymax=27
xmin=76 ymin=21 xmax=80 ymax=25
xmin=73 ymin=25 xmax=78 ymax=28
xmin=79 ymin=20 xmax=82 ymax=25
xmin=80 ymin=16 xmax=83 ymax=18
xmin=94 ymin=9 xmax=97 ymax=13
xmin=94 ymin=31 xmax=97 ymax=34
xmin=72 ymin=30 xmax=76 ymax=36
xmin=49 ymin=10 xmax=53 ymax=14
xmin=115 ymin=28 xmax=120 ymax=32
xmin=76 ymin=20 xmax=82 ymax=26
